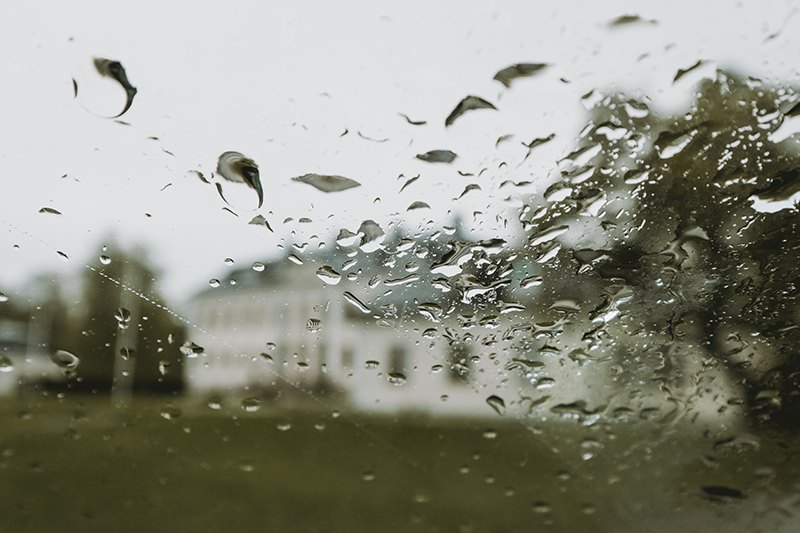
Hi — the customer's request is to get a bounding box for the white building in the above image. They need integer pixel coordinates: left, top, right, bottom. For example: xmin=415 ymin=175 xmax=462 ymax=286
xmin=184 ymin=251 xmax=502 ymax=417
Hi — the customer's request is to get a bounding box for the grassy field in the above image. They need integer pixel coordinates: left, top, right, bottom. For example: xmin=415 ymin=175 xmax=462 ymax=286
xmin=0 ymin=394 xmax=797 ymax=533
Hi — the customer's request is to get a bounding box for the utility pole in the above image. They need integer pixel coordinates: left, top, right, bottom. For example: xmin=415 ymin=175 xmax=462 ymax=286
xmin=112 ymin=260 xmax=141 ymax=406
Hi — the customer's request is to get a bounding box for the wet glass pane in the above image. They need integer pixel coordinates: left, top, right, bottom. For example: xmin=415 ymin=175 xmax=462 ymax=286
xmin=2 ymin=2 xmax=800 ymax=531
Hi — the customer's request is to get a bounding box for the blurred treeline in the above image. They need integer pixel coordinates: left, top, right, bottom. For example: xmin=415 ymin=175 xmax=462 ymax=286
xmin=0 ymin=242 xmax=185 ymax=394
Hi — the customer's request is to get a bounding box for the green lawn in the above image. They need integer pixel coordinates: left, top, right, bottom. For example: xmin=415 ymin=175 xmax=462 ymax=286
xmin=0 ymin=395 xmax=797 ymax=532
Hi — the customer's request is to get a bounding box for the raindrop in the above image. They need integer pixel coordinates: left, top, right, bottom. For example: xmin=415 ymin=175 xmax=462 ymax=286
xmin=431 ymin=364 xmax=443 ymax=373
xmin=296 ymin=361 xmax=309 ymax=372
xmin=238 ymin=459 xmax=255 ymax=472
xmin=493 ymin=63 xmax=548 ymax=87
xmin=252 ymin=262 xmax=265 ymax=272
xmin=521 ymin=276 xmax=543 ymax=289
xmin=532 ymin=502 xmax=551 ymax=513
xmin=422 ymin=328 xmax=438 ymax=338
xmin=51 ymin=350 xmax=79 ymax=377
xmin=361 ymin=471 xmax=376 ymax=481
xmin=387 ymin=373 xmax=407 ymax=386
xmin=316 ymin=266 xmax=341 ymax=285
xmin=482 ymin=429 xmax=497 ymax=439
xmin=38 ymin=207 xmax=62 ymax=215
xmin=306 ymin=318 xmax=323 ymax=332
xmin=241 ymin=398 xmax=261 ymax=412
xmin=336 ymin=229 xmax=360 ymax=247
xmin=217 ymin=152 xmax=263 ymax=208
xmin=486 ymin=395 xmax=506 ymax=416
xmin=160 ymin=404 xmax=182 ymax=420
xmin=445 ymin=95 xmax=497 ymax=127
xmin=276 ymin=423 xmax=292 ymax=431
xmin=343 ymin=291 xmax=370 ymax=313
xmin=407 ymin=201 xmax=431 ymax=210
xmin=158 ymin=361 xmax=171 ymax=376
xmin=99 ymin=255 xmax=111 ymax=265
xmin=207 ymin=398 xmax=223 ymax=410
xmin=179 ymin=342 xmax=204 ymax=358
xmin=0 ymin=293 xmax=7 ymax=303
xmin=291 ymin=173 xmax=361 ymax=192
xmin=529 ymin=225 xmax=569 ymax=247
xmin=208 ymin=278 xmax=221 ymax=288
xmin=119 ymin=347 xmax=135 ymax=360
xmin=114 ymin=307 xmax=131 ymax=329
xmin=288 ymin=254 xmax=303 ymax=265
xmin=0 ymin=355 xmax=14 ymax=373
xmin=259 ymin=353 xmax=274 ymax=363
xmin=365 ymin=360 xmax=380 ymax=370
xmin=416 ymin=150 xmax=457 ymax=163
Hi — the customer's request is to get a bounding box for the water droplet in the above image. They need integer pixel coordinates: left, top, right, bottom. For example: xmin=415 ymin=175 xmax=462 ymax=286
xmin=291 ymin=173 xmax=361 ymax=192
xmin=431 ymin=364 xmax=443 ymax=373
xmin=208 ymin=279 xmax=220 ymax=288
xmin=482 ymin=429 xmax=497 ymax=439
xmin=0 ymin=292 xmax=7 ymax=303
xmin=224 ymin=257 xmax=234 ymax=265
xmin=532 ymin=502 xmax=551 ymax=513
xmin=180 ymin=342 xmax=204 ymax=358
xmin=259 ymin=353 xmax=274 ymax=363
xmin=536 ymin=378 xmax=556 ymax=389
xmin=422 ymin=328 xmax=438 ymax=339
xmin=265 ymin=342 xmax=276 ymax=351
xmin=114 ymin=307 xmax=131 ymax=329
xmin=207 ymin=398 xmax=223 ymax=410
xmin=252 ymin=262 xmax=265 ymax=272
xmin=296 ymin=361 xmax=309 ymax=372
xmin=99 ymin=255 xmax=111 ymax=265
xmin=0 ymin=355 xmax=14 ymax=373
xmin=158 ymin=361 xmax=170 ymax=376
xmin=521 ymin=276 xmax=543 ymax=288
xmin=160 ymin=404 xmax=182 ymax=420
xmin=529 ymin=225 xmax=569 ymax=247
xmin=119 ymin=347 xmax=135 ymax=360
xmin=486 ymin=395 xmax=506 ymax=416
xmin=287 ymin=254 xmax=303 ymax=265
xmin=357 ymin=220 xmax=385 ymax=253
xmin=343 ymin=291 xmax=370 ymax=313
xmin=387 ymin=372 xmax=407 ymax=386
xmin=306 ymin=318 xmax=323 ymax=332
xmin=241 ymin=398 xmax=261 ymax=412
xmin=51 ymin=350 xmax=79 ymax=376
xmin=238 ymin=458 xmax=255 ymax=472
xmin=316 ymin=266 xmax=341 ymax=285
xmin=365 ymin=360 xmax=380 ymax=370
xmin=361 ymin=470 xmax=376 ymax=481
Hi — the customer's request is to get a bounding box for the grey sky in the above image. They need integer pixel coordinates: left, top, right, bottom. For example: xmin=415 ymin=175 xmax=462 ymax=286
xmin=1 ymin=0 xmax=798 ymax=303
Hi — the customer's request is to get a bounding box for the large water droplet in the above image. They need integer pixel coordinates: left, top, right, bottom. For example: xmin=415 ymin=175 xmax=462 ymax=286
xmin=316 ymin=266 xmax=341 ymax=285
xmin=241 ymin=397 xmax=261 ymax=412
xmin=114 ymin=307 xmax=131 ymax=329
xmin=365 ymin=360 xmax=380 ymax=370
xmin=180 ymin=342 xmax=204 ymax=358
xmin=0 ymin=355 xmax=14 ymax=373
xmin=387 ymin=372 xmax=407 ymax=386
xmin=160 ymin=404 xmax=182 ymax=420
xmin=306 ymin=318 xmax=323 ymax=332
xmin=51 ymin=350 xmax=79 ymax=376
xmin=343 ymin=291 xmax=370 ymax=313
xmin=486 ymin=395 xmax=506 ymax=416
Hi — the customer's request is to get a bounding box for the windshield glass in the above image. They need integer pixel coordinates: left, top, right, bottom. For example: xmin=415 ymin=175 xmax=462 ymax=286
xmin=2 ymin=2 xmax=800 ymax=531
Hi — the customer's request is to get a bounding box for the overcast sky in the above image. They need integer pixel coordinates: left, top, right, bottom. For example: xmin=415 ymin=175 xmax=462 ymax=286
xmin=2 ymin=0 xmax=800 ymax=305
